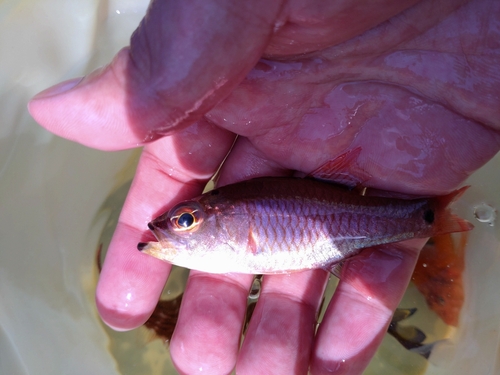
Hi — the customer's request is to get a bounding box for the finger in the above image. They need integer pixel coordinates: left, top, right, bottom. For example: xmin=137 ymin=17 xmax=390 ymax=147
xmin=219 ymin=138 xmax=329 ymax=374
xmin=28 ymin=0 xmax=283 ymax=151
xmin=237 ymin=270 xmax=329 ymax=375
xmin=169 ymin=137 xmax=290 ymax=374
xmin=96 ymin=120 xmax=234 ymax=330
xmin=170 ymin=271 xmax=254 ymax=375
xmin=310 ymin=239 xmax=426 ymax=375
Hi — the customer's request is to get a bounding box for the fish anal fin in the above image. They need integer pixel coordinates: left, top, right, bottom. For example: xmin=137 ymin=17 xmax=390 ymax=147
xmin=308 ymin=147 xmax=371 ymax=189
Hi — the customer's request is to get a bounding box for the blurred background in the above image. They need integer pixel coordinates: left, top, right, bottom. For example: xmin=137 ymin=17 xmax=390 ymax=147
xmin=0 ymin=1 xmax=499 ymax=374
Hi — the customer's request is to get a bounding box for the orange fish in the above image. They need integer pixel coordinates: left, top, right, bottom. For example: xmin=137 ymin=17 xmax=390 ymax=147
xmin=412 ymin=233 xmax=468 ymax=326
xmin=138 ymin=176 xmax=473 ymax=274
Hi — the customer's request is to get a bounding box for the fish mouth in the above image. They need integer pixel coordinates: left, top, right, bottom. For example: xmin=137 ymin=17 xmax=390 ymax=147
xmin=138 ymin=240 xmax=178 ymax=262
xmin=147 ymin=221 xmax=160 ymax=240
xmin=147 ymin=219 xmax=168 ymax=242
xmin=137 ymin=242 xmax=149 ymax=251
xmin=140 ymin=218 xmax=182 ymax=259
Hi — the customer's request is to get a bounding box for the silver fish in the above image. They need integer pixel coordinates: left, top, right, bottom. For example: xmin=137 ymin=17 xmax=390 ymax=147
xmin=138 ymin=177 xmax=472 ymax=274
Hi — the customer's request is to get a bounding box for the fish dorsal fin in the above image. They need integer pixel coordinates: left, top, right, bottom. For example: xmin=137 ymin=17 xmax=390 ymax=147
xmin=307 ymin=147 xmax=370 ymax=189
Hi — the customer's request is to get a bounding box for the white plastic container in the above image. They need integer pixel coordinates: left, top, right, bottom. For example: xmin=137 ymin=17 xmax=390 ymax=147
xmin=1 ymin=1 xmax=499 ymax=374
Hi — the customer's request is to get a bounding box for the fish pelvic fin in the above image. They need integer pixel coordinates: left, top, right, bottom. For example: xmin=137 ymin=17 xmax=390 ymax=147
xmin=432 ymin=186 xmax=474 ymax=236
xmin=323 ymin=261 xmax=344 ymax=279
xmin=322 ymin=250 xmax=362 ymax=278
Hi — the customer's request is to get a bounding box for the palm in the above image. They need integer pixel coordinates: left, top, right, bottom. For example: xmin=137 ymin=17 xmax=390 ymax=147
xmin=28 ymin=0 xmax=500 ymax=373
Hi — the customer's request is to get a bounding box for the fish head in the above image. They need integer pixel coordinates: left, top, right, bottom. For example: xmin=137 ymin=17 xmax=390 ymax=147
xmin=140 ymin=199 xmax=243 ymax=273
xmin=148 ymin=200 xmax=207 ymax=242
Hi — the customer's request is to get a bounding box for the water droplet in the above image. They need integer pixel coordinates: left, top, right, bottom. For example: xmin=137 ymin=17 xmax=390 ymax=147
xmin=473 ymin=203 xmax=497 ymax=226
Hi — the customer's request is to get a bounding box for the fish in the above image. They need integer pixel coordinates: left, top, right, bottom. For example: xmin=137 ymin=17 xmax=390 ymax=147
xmin=138 ymin=176 xmax=473 ymax=274
xmin=388 ymin=308 xmax=436 ymax=359
xmin=412 ymin=233 xmax=468 ymax=326
xmin=143 ymin=294 xmax=183 ymax=343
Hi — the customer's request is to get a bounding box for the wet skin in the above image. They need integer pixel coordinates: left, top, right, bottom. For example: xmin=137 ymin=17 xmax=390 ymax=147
xmin=28 ymin=0 xmax=500 ymax=374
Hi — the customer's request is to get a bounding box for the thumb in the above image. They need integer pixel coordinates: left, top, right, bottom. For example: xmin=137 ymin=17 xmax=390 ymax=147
xmin=28 ymin=0 xmax=283 ymax=151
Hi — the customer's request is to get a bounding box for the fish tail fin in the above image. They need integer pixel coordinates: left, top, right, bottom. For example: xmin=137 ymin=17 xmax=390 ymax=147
xmin=432 ymin=186 xmax=474 ymax=235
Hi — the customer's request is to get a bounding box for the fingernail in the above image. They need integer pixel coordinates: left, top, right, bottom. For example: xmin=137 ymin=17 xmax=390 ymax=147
xmin=31 ymin=77 xmax=83 ymax=100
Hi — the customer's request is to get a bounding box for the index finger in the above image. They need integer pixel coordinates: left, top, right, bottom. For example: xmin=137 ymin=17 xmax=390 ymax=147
xmin=96 ymin=120 xmax=235 ymax=330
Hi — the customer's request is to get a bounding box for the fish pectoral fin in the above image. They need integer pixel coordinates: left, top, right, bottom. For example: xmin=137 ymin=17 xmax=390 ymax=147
xmin=322 ymin=248 xmax=364 ymax=278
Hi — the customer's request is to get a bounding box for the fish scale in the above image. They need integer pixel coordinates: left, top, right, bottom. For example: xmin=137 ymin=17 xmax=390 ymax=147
xmin=140 ymin=177 xmax=473 ymax=274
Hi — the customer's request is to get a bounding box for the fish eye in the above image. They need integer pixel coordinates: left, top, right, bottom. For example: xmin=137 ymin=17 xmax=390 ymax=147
xmin=177 ymin=212 xmax=195 ymax=228
xmin=169 ymin=202 xmax=205 ymax=232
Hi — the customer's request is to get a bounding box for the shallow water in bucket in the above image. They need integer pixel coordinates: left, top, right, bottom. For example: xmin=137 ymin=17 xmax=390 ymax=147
xmin=92 ymin=161 xmax=500 ymax=375
xmin=1 ymin=1 xmax=500 ymax=374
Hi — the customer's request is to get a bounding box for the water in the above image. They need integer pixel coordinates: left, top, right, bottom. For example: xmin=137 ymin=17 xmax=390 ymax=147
xmin=1 ymin=0 xmax=500 ymax=374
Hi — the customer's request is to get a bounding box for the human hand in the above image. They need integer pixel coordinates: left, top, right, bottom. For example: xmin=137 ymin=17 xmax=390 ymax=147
xmin=28 ymin=0 xmax=500 ymax=374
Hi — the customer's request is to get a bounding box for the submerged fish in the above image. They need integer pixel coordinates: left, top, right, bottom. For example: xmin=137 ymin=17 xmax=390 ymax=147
xmin=139 ymin=177 xmax=473 ymax=274
xmin=412 ymin=233 xmax=468 ymax=326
